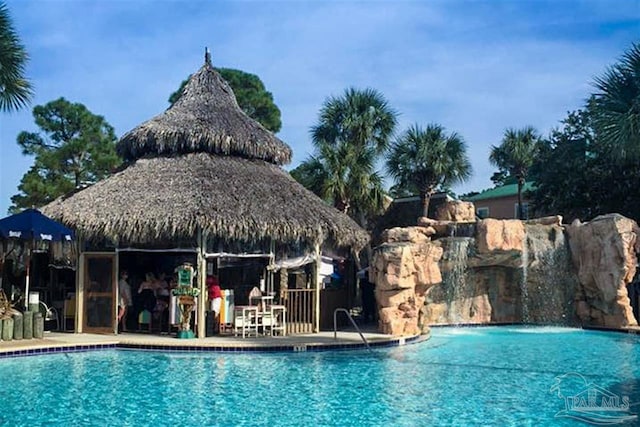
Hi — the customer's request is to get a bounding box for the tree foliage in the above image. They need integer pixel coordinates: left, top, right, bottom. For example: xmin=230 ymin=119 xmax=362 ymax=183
xmin=530 ymin=43 xmax=640 ymax=222
xmin=489 ymin=126 xmax=541 ymax=219
xmin=386 ymin=124 xmax=472 ymax=218
xmin=169 ymin=67 xmax=282 ymax=133
xmin=292 ymin=88 xmax=397 ymax=228
xmin=0 ymin=1 xmax=33 ymax=112
xmin=10 ymin=98 xmax=121 ymax=211
xmin=590 ymin=43 xmax=640 ymax=160
xmin=530 ymin=108 xmax=640 ymax=222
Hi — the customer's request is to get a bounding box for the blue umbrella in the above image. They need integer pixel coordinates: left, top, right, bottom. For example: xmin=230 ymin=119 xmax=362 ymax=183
xmin=0 ymin=208 xmax=73 ymax=242
xmin=0 ymin=209 xmax=74 ymax=309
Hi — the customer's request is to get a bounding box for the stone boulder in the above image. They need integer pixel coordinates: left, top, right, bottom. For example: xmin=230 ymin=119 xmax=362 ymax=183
xmin=566 ymin=214 xmax=638 ymax=328
xmin=435 ymin=200 xmax=476 ymax=222
xmin=417 ymin=217 xmax=475 ymax=239
xmin=381 ymin=226 xmax=435 ymax=244
xmin=476 ymin=218 xmax=525 ymax=253
xmin=417 ymin=217 xmax=449 ymax=236
xmin=372 ymin=236 xmax=443 ymax=335
xmin=526 ymin=215 xmax=563 ymax=227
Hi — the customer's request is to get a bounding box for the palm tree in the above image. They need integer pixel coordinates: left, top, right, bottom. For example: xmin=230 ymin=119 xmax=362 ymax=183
xmin=311 ymin=87 xmax=397 ymax=156
xmin=0 ymin=2 xmax=33 ymax=112
xmin=591 ymin=43 xmax=640 ymax=159
xmin=293 ymin=88 xmax=397 ymax=228
xmin=489 ymin=127 xmax=540 ymax=219
xmin=386 ymin=124 xmax=472 ymax=218
xmin=292 ymin=143 xmax=387 ymax=219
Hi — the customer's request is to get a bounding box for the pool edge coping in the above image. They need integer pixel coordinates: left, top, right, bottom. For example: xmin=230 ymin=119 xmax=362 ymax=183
xmin=0 ymin=333 xmax=429 ymax=358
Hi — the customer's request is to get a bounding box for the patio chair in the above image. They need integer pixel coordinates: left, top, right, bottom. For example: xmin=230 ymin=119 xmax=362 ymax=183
xmin=261 ymin=307 xmax=275 ymax=336
xmin=270 ymin=305 xmax=286 ymax=336
xmin=39 ymin=301 xmax=60 ymax=332
xmin=233 ymin=306 xmax=258 ymax=338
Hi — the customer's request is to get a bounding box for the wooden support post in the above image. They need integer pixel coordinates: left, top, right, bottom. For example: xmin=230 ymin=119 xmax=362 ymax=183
xmin=76 ymin=245 xmax=84 ymax=333
xmin=113 ymin=253 xmax=119 ymax=334
xmin=268 ymin=239 xmax=275 ymax=295
xmin=314 ymin=243 xmax=321 ymax=333
xmin=197 ymin=230 xmax=206 ymax=339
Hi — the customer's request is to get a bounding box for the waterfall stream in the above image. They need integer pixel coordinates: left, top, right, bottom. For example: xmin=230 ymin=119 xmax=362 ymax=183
xmin=441 ymin=237 xmax=474 ymax=323
xmin=521 ymin=232 xmax=530 ymax=323
xmin=522 ymin=224 xmax=574 ymax=324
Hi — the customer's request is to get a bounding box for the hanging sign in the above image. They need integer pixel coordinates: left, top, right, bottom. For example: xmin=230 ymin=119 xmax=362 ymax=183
xmin=177 ymin=264 xmax=194 ymax=286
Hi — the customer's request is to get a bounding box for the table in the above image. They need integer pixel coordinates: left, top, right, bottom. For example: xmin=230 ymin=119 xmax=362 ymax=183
xmin=233 ymin=305 xmax=258 ymax=338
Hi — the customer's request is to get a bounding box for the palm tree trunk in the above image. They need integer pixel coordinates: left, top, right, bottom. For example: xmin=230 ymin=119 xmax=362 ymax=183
xmin=357 ymin=210 xmax=373 ymax=267
xmin=420 ymin=189 xmax=433 ymax=218
xmin=517 ymin=178 xmax=524 ymax=220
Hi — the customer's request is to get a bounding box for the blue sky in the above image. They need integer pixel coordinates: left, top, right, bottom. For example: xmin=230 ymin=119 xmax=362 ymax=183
xmin=1 ymin=0 xmax=638 ymax=215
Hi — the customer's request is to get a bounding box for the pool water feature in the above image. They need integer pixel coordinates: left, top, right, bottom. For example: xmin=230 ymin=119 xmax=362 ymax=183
xmin=0 ymin=327 xmax=638 ymax=426
xmin=440 ymin=237 xmax=474 ymax=324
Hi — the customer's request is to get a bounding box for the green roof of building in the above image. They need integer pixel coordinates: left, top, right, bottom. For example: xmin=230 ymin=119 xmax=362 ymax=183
xmin=466 ymin=181 xmax=535 ymax=202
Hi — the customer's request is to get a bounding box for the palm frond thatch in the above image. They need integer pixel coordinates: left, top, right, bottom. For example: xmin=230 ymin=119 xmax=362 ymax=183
xmin=42 ymin=153 xmax=369 ymax=249
xmin=116 ymin=56 xmax=292 ymax=166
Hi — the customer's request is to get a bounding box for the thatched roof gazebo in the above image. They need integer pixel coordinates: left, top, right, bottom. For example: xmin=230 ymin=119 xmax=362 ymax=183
xmin=42 ymin=51 xmax=368 ymax=336
xmin=44 ymin=52 xmax=367 ymax=249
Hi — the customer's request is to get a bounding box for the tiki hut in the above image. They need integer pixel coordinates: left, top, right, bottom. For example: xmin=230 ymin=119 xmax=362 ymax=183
xmin=42 ymin=51 xmax=368 ymax=336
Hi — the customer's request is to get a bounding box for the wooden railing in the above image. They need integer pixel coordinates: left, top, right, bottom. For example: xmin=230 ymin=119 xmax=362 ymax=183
xmin=283 ymin=289 xmax=315 ymax=335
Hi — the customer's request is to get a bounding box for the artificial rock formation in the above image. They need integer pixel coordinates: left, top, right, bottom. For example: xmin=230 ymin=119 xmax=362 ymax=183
xmin=371 ymin=226 xmax=443 ymax=335
xmin=373 ymin=214 xmax=640 ymax=333
xmin=435 ymin=200 xmax=476 ymax=222
xmin=476 ymin=218 xmax=525 ymax=253
xmin=566 ymin=214 xmax=639 ymax=327
xmin=422 ymin=219 xmax=577 ymax=326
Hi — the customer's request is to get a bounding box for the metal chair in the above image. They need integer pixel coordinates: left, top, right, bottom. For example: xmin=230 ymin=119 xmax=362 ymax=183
xmin=39 ymin=301 xmax=60 ymax=332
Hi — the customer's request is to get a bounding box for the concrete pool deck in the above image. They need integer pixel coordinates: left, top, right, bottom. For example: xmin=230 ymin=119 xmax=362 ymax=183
xmin=0 ymin=327 xmax=428 ymax=357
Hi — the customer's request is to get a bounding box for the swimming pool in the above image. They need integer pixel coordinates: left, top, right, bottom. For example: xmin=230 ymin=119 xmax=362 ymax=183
xmin=0 ymin=326 xmax=638 ymax=426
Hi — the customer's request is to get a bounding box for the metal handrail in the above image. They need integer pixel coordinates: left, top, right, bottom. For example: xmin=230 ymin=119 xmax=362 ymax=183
xmin=333 ymin=308 xmax=372 ymax=352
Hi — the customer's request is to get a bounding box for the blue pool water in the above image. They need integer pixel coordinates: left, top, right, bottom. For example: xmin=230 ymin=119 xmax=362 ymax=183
xmin=1 ymin=327 xmax=639 ymax=426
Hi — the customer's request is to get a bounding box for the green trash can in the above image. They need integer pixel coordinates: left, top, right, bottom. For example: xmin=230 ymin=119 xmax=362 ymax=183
xmin=23 ymin=311 xmax=34 ymax=339
xmin=34 ymin=313 xmax=44 ymax=339
xmin=13 ymin=313 xmax=23 ymax=340
xmin=2 ymin=317 xmax=14 ymax=341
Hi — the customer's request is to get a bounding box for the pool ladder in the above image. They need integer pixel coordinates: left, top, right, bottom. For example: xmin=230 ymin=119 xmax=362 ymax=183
xmin=333 ymin=308 xmax=372 ymax=352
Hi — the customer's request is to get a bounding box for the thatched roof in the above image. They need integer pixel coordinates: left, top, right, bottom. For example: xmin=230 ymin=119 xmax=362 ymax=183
xmin=42 ymin=153 xmax=369 ymax=249
xmin=116 ymin=51 xmax=292 ymax=165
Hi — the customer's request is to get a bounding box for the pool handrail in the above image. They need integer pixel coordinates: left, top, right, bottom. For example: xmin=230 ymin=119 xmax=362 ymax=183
xmin=333 ymin=308 xmax=372 ymax=352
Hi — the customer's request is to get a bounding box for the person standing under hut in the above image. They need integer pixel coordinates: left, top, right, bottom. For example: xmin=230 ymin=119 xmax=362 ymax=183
xmin=207 ymin=275 xmax=222 ymax=333
xmin=118 ymin=270 xmax=132 ymax=332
